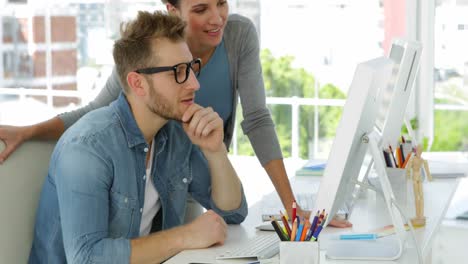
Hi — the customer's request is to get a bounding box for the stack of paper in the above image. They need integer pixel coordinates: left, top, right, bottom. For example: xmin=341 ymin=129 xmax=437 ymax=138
xmin=428 ymin=160 xmax=467 ymax=178
xmin=295 ymin=160 xmax=326 ymax=177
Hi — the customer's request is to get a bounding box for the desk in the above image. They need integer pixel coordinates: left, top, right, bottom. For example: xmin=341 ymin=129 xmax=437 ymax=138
xmin=166 ymin=173 xmax=459 ymax=264
xmin=433 ymin=174 xmax=468 ymax=263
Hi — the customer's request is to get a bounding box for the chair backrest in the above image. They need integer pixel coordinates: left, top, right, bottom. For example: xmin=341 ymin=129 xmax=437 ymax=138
xmin=0 ymin=140 xmax=56 ymax=264
xmin=0 ymin=139 xmax=202 ymax=263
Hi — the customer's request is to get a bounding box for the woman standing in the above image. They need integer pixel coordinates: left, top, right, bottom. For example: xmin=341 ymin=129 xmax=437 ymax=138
xmin=0 ymin=0 xmax=350 ymax=226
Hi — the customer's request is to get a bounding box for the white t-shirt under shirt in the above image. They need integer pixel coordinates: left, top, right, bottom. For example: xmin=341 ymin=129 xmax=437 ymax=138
xmin=139 ymin=140 xmax=161 ymax=236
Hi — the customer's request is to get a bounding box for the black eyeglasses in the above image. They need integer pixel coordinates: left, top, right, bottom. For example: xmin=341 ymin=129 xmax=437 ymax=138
xmin=135 ymin=58 xmax=202 ymax=84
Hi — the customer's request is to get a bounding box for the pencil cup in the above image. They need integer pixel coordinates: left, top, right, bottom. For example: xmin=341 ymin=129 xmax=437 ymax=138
xmin=385 ymin=167 xmax=408 ymax=207
xmin=280 ymin=241 xmax=320 ymax=264
xmin=368 ymin=168 xmax=410 ymax=215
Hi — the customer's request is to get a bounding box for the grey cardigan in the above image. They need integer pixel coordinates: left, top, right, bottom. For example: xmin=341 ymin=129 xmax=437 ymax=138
xmin=60 ymin=14 xmax=282 ymax=165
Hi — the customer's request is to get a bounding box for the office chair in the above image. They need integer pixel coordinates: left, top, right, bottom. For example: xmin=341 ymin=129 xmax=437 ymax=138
xmin=0 ymin=139 xmax=202 ymax=263
xmin=0 ymin=140 xmax=56 ymax=263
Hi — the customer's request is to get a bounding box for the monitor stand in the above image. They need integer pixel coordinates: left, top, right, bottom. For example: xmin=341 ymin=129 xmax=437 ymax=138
xmin=326 ymin=130 xmax=407 ymax=261
xmin=326 ymin=237 xmax=402 ymax=260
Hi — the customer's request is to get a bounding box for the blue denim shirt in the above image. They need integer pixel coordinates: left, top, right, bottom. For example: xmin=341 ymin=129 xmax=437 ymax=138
xmin=29 ymin=93 xmax=248 ymax=264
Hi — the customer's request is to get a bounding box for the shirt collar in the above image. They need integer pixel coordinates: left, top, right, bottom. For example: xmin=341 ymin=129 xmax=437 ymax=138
xmin=111 ymin=92 xmax=169 ymax=148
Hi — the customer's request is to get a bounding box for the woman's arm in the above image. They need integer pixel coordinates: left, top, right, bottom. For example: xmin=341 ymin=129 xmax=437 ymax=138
xmin=0 ymin=68 xmax=122 ymax=163
xmin=0 ymin=118 xmax=63 ymax=163
xmin=59 ymin=68 xmax=122 ymax=129
xmin=230 ymin=16 xmax=300 ymax=216
xmin=229 ymin=16 xmax=352 ymax=227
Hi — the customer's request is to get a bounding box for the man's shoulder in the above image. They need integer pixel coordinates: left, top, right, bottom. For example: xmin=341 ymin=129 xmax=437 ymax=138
xmin=62 ymin=106 xmax=119 ymax=145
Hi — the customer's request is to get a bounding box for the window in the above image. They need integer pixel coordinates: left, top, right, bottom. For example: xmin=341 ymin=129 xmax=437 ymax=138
xmin=4 ymin=1 xmax=460 ymax=157
xmin=233 ymin=0 xmax=403 ymax=159
xmin=3 ymin=50 xmax=33 ymax=79
xmin=432 ymin=1 xmax=468 ymax=151
xmin=0 ymin=1 xmax=164 ymax=125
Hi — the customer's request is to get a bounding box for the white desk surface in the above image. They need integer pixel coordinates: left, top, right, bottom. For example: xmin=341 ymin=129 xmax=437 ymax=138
xmin=166 ymin=174 xmax=459 ymax=264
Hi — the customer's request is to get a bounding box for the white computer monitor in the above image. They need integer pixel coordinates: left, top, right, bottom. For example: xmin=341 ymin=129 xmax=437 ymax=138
xmin=314 ymin=39 xmax=422 ymax=227
xmin=313 ymin=39 xmax=422 ymax=260
xmin=312 ymin=56 xmax=394 ymax=226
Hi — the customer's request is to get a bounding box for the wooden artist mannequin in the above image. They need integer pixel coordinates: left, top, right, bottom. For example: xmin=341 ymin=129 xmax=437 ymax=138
xmin=406 ymin=146 xmax=432 ymax=226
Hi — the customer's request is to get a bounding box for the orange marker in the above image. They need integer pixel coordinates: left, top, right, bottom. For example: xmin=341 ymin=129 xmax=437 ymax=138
xmin=402 ymin=153 xmax=412 ymax=168
xmin=300 ymin=221 xmax=310 ymax=241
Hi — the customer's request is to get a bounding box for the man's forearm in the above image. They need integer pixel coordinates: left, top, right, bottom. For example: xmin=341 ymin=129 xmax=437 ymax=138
xmin=202 ymin=147 xmax=242 ymax=211
xmin=130 ymin=225 xmax=187 ymax=264
xmin=28 ymin=116 xmax=65 ymax=140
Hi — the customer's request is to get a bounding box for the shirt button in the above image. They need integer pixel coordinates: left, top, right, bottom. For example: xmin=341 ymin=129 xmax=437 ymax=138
xmin=143 ymin=147 xmax=149 ymax=153
xmin=143 ymin=175 xmax=146 ymax=181
xmin=182 ymin=178 xmax=188 ymax=184
xmin=124 ymin=198 xmax=128 ymax=203
xmin=140 ymin=208 xmax=143 ymax=213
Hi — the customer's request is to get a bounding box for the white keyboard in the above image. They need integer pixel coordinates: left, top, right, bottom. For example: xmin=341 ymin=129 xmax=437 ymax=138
xmin=261 ymin=192 xmax=317 ymax=221
xmin=296 ymin=192 xmax=317 ymax=210
xmin=216 ymin=233 xmax=280 ymax=260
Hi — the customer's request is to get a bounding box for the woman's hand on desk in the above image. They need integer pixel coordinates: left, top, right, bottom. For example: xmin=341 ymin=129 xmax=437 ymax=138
xmin=329 ymin=218 xmax=353 ymax=228
xmin=297 ymin=208 xmax=352 ymax=228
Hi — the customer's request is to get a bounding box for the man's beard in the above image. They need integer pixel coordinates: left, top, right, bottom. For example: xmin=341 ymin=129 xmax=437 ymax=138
xmin=145 ymin=82 xmax=182 ymax=121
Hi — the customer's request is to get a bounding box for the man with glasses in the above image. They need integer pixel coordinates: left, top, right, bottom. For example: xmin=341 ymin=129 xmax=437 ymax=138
xmin=29 ymin=11 xmax=247 ymax=264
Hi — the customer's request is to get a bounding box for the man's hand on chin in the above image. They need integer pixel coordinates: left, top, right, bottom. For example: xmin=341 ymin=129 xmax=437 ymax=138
xmin=181 ymin=104 xmax=224 ymax=153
